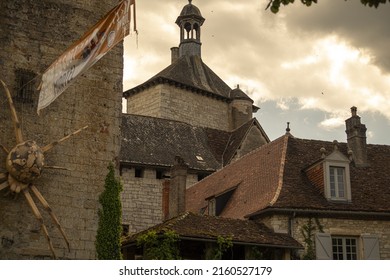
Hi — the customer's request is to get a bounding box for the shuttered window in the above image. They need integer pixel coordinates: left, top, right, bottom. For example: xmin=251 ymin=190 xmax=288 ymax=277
xmin=361 ymin=235 xmax=380 ymax=260
xmin=315 ymin=233 xmax=380 ymax=260
xmin=315 ymin=233 xmax=332 ymax=260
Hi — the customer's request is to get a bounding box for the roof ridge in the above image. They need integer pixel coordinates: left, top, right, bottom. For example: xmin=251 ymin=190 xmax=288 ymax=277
xmin=269 ymin=134 xmax=290 ymax=206
xmin=122 ymin=113 xmax=207 ymax=128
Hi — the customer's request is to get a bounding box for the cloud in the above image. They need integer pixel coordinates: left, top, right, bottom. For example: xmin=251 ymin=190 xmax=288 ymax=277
xmin=319 ymin=117 xmax=345 ymax=131
xmin=123 ymin=0 xmax=390 ymax=144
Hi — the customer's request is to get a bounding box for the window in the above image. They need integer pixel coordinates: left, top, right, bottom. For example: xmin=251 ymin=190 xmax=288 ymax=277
xmin=323 ymin=150 xmax=351 ymax=202
xmin=329 ymin=166 xmax=346 ymax=199
xmin=315 ymin=233 xmax=380 ymax=260
xmin=134 ymin=167 xmax=144 ymax=178
xmin=208 ymin=198 xmax=216 ymax=216
xmin=332 ymin=237 xmax=358 ymax=260
xmin=206 ymin=188 xmax=236 ymax=216
xmin=156 ymin=170 xmax=163 ymax=179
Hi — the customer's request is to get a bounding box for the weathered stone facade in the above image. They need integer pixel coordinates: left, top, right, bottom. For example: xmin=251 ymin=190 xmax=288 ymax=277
xmin=259 ymin=214 xmax=390 ymax=260
xmin=121 ymin=167 xmax=198 ymax=234
xmin=127 ymin=84 xmax=230 ymax=131
xmin=0 ymin=0 xmax=123 ymax=259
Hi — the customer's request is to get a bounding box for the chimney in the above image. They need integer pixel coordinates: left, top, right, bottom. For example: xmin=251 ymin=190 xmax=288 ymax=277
xmin=345 ymin=106 xmax=368 ymax=167
xmin=168 ymin=156 xmax=188 ymax=218
xmin=171 ymin=47 xmax=179 ymax=64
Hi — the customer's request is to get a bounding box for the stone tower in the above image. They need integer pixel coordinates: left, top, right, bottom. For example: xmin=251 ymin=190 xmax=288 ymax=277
xmin=175 ymin=0 xmax=205 ymax=58
xmin=0 ymin=1 xmax=123 ymax=259
xmin=124 ymin=0 xmax=259 ymax=132
xmin=120 ymin=1 xmax=269 ymax=235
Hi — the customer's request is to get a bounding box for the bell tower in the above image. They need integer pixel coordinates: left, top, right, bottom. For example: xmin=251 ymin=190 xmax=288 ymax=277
xmin=175 ymin=0 xmax=205 ymax=58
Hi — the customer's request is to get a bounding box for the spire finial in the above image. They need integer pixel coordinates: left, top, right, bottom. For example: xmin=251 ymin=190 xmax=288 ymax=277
xmin=286 ymin=122 xmax=291 ymax=134
xmin=189 ymin=0 xmax=192 ymax=4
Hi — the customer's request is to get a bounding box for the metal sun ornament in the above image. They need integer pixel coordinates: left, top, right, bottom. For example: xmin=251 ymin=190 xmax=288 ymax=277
xmin=0 ymin=80 xmax=87 ymax=259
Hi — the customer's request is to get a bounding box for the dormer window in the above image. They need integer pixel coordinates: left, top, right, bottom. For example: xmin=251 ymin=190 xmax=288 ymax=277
xmin=323 ymin=145 xmax=352 ymax=202
xmin=329 ymin=166 xmax=346 ymax=199
xmin=206 ymin=187 xmax=237 ymax=216
xmin=305 ymin=141 xmax=352 ymax=202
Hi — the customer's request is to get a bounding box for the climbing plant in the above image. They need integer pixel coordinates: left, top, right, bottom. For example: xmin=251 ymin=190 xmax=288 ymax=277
xmin=95 ymin=163 xmax=123 ymax=260
xmin=206 ymin=235 xmax=234 ymax=260
xmin=300 ymin=217 xmax=324 ymax=260
xmin=137 ymin=230 xmax=181 ymax=260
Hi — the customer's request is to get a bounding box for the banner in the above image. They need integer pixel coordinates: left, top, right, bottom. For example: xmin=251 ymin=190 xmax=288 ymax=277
xmin=38 ymin=0 xmax=136 ymax=113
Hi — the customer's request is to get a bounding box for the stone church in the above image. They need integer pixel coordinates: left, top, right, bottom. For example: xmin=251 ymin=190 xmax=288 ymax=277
xmin=120 ymin=1 xmax=269 ymax=234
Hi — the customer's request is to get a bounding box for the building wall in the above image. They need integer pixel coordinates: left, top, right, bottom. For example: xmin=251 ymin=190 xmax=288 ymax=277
xmin=121 ymin=167 xmax=198 ymax=234
xmin=127 ymin=84 xmax=230 ymax=131
xmin=233 ymin=126 xmax=268 ymax=161
xmin=0 ymin=0 xmax=123 ymax=259
xmin=259 ymin=214 xmax=390 ymax=260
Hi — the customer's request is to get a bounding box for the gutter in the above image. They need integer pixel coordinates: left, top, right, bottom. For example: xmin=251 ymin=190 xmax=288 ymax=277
xmin=122 ymin=235 xmax=302 ymax=250
xmin=247 ymin=207 xmax=390 ymax=220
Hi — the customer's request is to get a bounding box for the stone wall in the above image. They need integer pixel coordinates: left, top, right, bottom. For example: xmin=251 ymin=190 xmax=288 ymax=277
xmin=259 ymin=214 xmax=390 ymax=260
xmin=127 ymin=84 xmax=230 ymax=131
xmin=121 ymin=167 xmax=198 ymax=234
xmin=0 ymin=0 xmax=123 ymax=259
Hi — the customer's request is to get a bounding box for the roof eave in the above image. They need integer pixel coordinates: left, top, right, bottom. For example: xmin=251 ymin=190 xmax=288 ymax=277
xmin=123 ymin=77 xmax=231 ymax=102
xmin=246 ymin=207 xmax=390 ymax=220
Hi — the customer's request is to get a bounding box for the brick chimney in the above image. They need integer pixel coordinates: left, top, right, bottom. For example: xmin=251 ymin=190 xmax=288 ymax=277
xmin=345 ymin=106 xmax=368 ymax=167
xmin=168 ymin=156 xmax=188 ymax=218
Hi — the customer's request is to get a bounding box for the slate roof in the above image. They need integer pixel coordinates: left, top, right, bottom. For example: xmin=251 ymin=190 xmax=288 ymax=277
xmin=120 ymin=114 xmax=265 ymax=171
xmin=186 ymin=134 xmax=390 ymax=218
xmin=122 ymin=212 xmax=302 ymax=249
xmin=123 ymin=55 xmax=255 ymax=105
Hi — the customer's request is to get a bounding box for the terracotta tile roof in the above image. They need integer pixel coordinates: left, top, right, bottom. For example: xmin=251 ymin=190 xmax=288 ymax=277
xmin=122 ymin=212 xmax=302 ymax=249
xmin=186 ymin=135 xmax=287 ymax=218
xmin=186 ymin=134 xmax=390 ymax=218
xmin=270 ymin=136 xmax=390 ymax=213
xmin=120 ymin=114 xmax=264 ymax=171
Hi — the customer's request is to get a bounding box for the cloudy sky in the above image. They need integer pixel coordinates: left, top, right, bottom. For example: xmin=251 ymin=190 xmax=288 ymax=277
xmin=123 ymin=0 xmax=390 ymax=144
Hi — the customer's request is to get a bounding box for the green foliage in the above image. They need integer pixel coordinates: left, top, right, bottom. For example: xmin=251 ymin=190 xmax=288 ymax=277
xmin=300 ymin=217 xmax=323 ymax=260
xmin=206 ymin=235 xmax=233 ymax=260
xmin=95 ymin=163 xmax=123 ymax=260
xmin=266 ymin=0 xmax=389 ymax=13
xmin=137 ymin=230 xmax=181 ymax=260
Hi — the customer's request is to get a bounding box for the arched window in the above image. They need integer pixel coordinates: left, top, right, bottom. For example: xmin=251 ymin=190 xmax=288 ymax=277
xmin=184 ymin=22 xmax=192 ymax=39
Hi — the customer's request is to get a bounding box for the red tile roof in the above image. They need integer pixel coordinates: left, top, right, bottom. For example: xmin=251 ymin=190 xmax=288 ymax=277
xmin=186 ymin=135 xmax=288 ymax=219
xmin=186 ymin=134 xmax=390 ymax=219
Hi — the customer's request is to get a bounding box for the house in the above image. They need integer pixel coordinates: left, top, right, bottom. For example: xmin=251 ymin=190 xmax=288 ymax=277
xmin=186 ymin=107 xmax=390 ymax=260
xmin=120 ymin=0 xmax=269 ymax=234
xmin=121 ymin=212 xmax=302 ymax=260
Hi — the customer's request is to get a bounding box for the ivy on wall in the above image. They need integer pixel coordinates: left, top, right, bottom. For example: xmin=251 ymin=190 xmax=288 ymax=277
xmin=95 ymin=163 xmax=123 ymax=260
xmin=206 ymin=235 xmax=233 ymax=260
xmin=136 ymin=230 xmax=181 ymax=260
xmin=301 ymin=217 xmax=324 ymax=260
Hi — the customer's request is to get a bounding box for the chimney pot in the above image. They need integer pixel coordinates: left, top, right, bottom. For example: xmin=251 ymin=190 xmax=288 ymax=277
xmin=351 ymin=106 xmax=357 ymax=117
